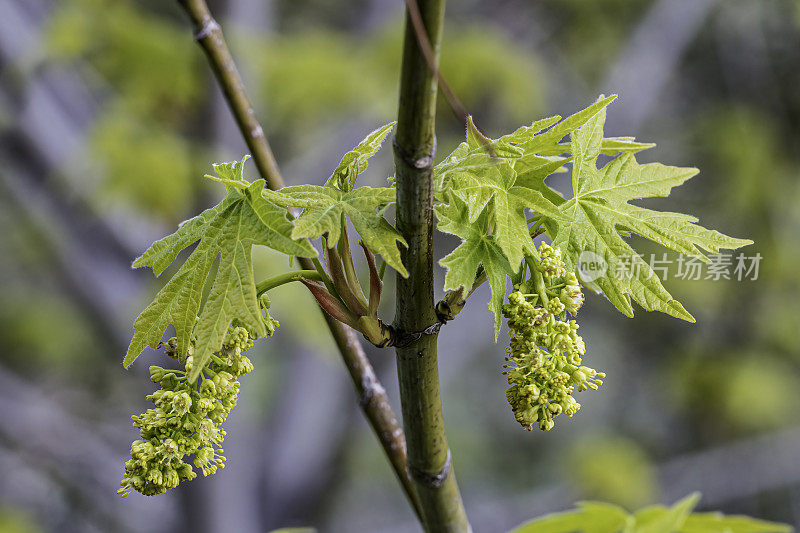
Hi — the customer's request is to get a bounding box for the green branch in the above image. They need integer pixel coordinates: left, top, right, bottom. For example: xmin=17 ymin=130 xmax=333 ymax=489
xmin=176 ymin=0 xmax=283 ymax=188
xmin=176 ymin=0 xmax=422 ymax=520
xmin=393 ymin=0 xmax=471 ymax=531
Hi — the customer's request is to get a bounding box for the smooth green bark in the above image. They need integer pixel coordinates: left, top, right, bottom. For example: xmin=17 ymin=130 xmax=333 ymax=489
xmin=393 ymin=1 xmax=471 ymax=531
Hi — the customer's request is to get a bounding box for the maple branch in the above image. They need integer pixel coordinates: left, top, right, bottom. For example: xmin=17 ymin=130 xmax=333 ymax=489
xmin=404 ymin=0 xmax=495 ymax=159
xmin=176 ymin=0 xmax=421 ymax=520
xmin=394 ymin=0 xmax=471 ymax=530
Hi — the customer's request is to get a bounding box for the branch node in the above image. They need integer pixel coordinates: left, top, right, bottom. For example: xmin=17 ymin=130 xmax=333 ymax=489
xmin=364 ymin=320 xmax=395 ymax=348
xmin=435 ymin=300 xmax=454 ymax=324
xmin=393 ymin=137 xmax=435 ymax=170
xmin=358 ymin=371 xmax=387 ymax=409
xmin=389 ymin=320 xmax=443 ymax=348
xmin=194 ymin=17 xmax=220 ymax=41
xmin=408 ymin=449 xmax=451 ymax=489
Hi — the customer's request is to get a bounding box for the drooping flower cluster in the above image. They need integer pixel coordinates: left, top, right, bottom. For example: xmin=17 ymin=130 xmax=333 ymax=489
xmin=118 ymin=324 xmax=260 ymax=497
xmin=502 ymin=242 xmax=604 ymax=431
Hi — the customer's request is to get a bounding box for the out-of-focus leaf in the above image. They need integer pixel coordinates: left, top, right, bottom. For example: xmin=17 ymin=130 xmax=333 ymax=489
xmin=509 ymin=494 xmax=792 ymax=533
xmin=680 ymin=512 xmax=793 ymax=532
xmin=633 ymin=493 xmax=699 ymax=533
xmin=567 ymin=436 xmax=657 ymax=510
xmin=509 ymin=501 xmax=630 ymax=533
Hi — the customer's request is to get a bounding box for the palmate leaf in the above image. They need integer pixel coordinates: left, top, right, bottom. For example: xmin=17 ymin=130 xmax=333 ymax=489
xmin=433 ymin=97 xmax=645 ymax=329
xmin=433 ymin=128 xmax=563 ymax=268
xmin=433 ymin=99 xmax=616 ymax=257
xmin=325 ymin=121 xmax=396 ymax=192
xmin=436 ymin=192 xmax=514 ymax=337
xmin=125 ymin=156 xmax=315 ymax=381
xmin=439 ymin=146 xmax=562 ymax=268
xmin=263 ymin=122 xmax=407 ymax=276
xmin=509 ymin=493 xmax=792 ymax=533
xmin=548 ymin=101 xmax=752 ymax=321
xmin=263 ymin=185 xmax=407 ymax=277
xmin=433 ymin=96 xmax=655 ymax=270
xmin=435 ymin=96 xmax=751 ymax=328
xmin=435 ymin=95 xmax=618 ymax=178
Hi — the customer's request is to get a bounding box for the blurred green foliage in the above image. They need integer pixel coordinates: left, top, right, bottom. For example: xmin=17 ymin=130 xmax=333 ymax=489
xmin=47 ymin=0 xmax=201 ymax=219
xmin=566 ymin=435 xmax=659 ymax=509
xmin=545 ymin=0 xmax=651 ymax=82
xmin=91 ymin=104 xmax=196 ymax=217
xmin=249 ymin=22 xmax=545 ymax=138
xmin=48 ymin=0 xmax=201 ymax=115
xmin=0 ymin=292 xmax=96 ymax=371
xmin=511 ymin=492 xmax=792 ymax=533
xmin=672 ymin=352 xmax=800 ymax=435
xmin=0 ymin=508 xmax=41 ymax=533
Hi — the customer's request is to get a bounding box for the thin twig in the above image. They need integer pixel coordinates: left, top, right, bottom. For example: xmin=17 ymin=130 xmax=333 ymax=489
xmin=404 ymin=0 xmax=496 ymax=159
xmin=403 ymin=0 xmax=469 ymax=125
xmin=176 ymin=0 xmax=422 ymax=520
xmin=178 ymin=0 xmax=283 ymax=188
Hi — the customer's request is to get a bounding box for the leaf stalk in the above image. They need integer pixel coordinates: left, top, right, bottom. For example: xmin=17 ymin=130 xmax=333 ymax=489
xmin=255 ymin=270 xmax=322 ymax=296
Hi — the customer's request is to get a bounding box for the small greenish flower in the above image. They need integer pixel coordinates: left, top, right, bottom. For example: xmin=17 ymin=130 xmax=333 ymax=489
xmin=501 ymin=242 xmax=604 ymax=431
xmin=119 ymin=324 xmax=264 ymax=497
xmin=149 ymin=366 xmax=166 ymax=382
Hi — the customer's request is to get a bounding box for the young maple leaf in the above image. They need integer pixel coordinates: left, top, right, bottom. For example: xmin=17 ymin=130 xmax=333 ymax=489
xmin=433 ymin=97 xmax=668 ymax=331
xmin=263 ymin=185 xmax=407 ymax=276
xmin=436 ymin=192 xmax=514 ymax=337
xmin=263 ymin=122 xmax=407 ymax=276
xmin=433 ymin=96 xmax=645 ymax=268
xmin=326 ymin=121 xmax=396 ymax=192
xmin=547 ymin=101 xmax=752 ymax=321
xmin=125 ymin=156 xmax=315 ymax=381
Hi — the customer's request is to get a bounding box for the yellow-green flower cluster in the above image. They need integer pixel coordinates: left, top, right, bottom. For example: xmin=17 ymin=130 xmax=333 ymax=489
xmin=501 ymin=243 xmax=603 ymax=431
xmin=118 ymin=325 xmax=257 ymax=497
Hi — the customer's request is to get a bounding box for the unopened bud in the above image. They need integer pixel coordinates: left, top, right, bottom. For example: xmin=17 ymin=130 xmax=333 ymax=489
xmin=149 ymin=366 xmax=166 ymax=382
